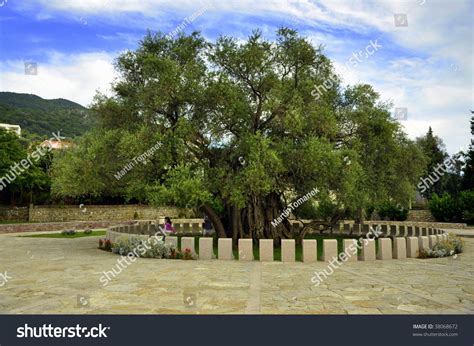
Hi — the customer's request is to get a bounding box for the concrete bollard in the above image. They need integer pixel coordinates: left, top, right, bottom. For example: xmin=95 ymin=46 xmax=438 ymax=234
xmin=302 ymin=239 xmax=317 ymax=263
xmin=323 ymin=239 xmax=338 ymax=262
xmin=238 ymin=239 xmax=253 ymax=261
xmin=281 ymin=239 xmax=295 ymax=262
xmin=429 ymin=235 xmax=438 ymax=248
xmin=342 ymin=239 xmax=358 ymax=261
xmin=181 ymin=237 xmax=196 ymax=255
xmin=165 ymin=236 xmax=178 ymax=249
xmin=359 ymin=239 xmax=376 ymax=261
xmin=393 ymin=237 xmax=406 ymax=259
xmin=218 ymin=238 xmax=233 ymax=260
xmin=377 ymin=238 xmax=392 ymax=260
xmin=259 ymin=239 xmax=274 ymax=262
xmin=199 ymin=237 xmax=214 ymax=260
xmin=407 ymin=226 xmax=414 ymax=237
xmin=418 ymin=236 xmax=429 ymax=252
xmin=381 ymin=225 xmax=389 ymax=237
xmin=406 ymin=237 xmax=419 ymax=258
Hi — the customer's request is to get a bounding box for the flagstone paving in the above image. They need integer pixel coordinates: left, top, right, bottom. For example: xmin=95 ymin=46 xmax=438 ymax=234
xmin=0 ymin=231 xmax=473 ymax=314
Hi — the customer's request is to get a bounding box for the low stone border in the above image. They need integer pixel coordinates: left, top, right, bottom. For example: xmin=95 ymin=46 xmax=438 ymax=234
xmin=105 ymin=223 xmax=453 ymax=262
xmin=290 ymin=220 xmax=467 ymax=231
xmin=0 ymin=221 xmax=122 ymax=234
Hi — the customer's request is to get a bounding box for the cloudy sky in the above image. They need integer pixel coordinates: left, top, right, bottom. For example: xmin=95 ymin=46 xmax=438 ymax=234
xmin=0 ymin=0 xmax=472 ymax=153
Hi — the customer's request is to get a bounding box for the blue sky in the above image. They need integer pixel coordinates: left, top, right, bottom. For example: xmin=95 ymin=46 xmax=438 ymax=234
xmin=0 ymin=0 xmax=472 ymax=154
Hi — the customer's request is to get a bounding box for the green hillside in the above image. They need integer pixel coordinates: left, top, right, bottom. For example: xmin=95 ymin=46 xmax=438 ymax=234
xmin=0 ymin=92 xmax=96 ymax=137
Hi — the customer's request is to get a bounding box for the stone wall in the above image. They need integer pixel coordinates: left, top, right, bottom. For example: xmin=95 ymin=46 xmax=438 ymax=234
xmin=0 ymin=206 xmax=29 ymax=222
xmin=407 ymin=209 xmax=436 ymax=222
xmin=28 ymin=205 xmax=193 ymax=222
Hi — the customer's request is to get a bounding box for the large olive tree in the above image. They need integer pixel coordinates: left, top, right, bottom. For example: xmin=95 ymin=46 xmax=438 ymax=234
xmin=52 ymin=29 xmax=426 ymax=242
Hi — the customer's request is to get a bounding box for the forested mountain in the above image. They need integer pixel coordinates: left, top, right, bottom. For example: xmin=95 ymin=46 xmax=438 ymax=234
xmin=0 ymin=92 xmax=95 ymax=137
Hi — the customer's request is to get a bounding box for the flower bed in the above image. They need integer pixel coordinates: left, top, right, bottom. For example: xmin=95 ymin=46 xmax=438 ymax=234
xmin=419 ymin=233 xmax=464 ymax=258
xmin=98 ymin=236 xmax=196 ymax=260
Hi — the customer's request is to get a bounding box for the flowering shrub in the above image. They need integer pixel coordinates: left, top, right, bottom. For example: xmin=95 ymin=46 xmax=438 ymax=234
xmin=99 ymin=235 xmax=197 ymax=260
xmin=182 ymin=248 xmax=196 ymax=260
xmin=110 ymin=236 xmax=181 ymax=259
xmin=419 ymin=234 xmax=464 ymax=258
xmin=99 ymin=238 xmax=112 ymax=251
xmin=61 ymin=229 xmax=77 ymax=236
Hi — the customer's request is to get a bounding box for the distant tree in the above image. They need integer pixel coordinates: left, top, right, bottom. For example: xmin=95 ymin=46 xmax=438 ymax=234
xmin=461 ymin=113 xmax=474 ymax=191
xmin=0 ymin=129 xmax=50 ymax=205
xmin=416 ymin=127 xmax=449 ymax=197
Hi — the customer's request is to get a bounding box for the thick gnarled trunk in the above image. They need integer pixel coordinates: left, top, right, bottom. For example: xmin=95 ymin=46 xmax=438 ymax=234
xmin=230 ymin=193 xmax=293 ymax=244
xmin=199 ymin=203 xmax=227 ymax=238
xmin=201 ymin=194 xmax=294 ymax=243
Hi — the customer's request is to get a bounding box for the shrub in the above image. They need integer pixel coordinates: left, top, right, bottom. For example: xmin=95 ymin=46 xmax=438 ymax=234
xmin=84 ymin=229 xmax=93 ymax=235
xmin=182 ymin=248 xmax=197 ymax=260
xmin=418 ymin=234 xmax=464 ymax=258
xmin=377 ymin=202 xmax=408 ymax=221
xmin=429 ymin=193 xmax=461 ymax=222
xmin=61 ymin=229 xmax=77 ymax=236
xmin=365 ymin=205 xmax=376 ymax=220
xmin=99 ymin=238 xmax=112 ymax=251
xmin=110 ymin=236 xmax=179 ymax=259
xmin=459 ymin=190 xmax=474 ymax=224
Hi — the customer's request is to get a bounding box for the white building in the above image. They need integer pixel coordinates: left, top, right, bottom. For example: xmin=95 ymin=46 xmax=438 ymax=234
xmin=0 ymin=123 xmax=21 ymax=136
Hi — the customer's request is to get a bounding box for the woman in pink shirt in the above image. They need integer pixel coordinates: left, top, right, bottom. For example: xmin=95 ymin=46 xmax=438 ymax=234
xmin=163 ymin=217 xmax=176 ymax=234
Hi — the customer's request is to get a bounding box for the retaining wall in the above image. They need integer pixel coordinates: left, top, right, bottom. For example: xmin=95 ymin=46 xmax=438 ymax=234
xmin=28 ymin=205 xmax=192 ymax=222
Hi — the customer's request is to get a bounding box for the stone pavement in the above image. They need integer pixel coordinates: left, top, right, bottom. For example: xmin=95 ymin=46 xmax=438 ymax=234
xmin=0 ymin=231 xmax=473 ymax=314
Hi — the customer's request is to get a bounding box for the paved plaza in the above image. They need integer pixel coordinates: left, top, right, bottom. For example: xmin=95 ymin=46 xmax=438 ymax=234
xmin=0 ymin=231 xmax=473 ymax=314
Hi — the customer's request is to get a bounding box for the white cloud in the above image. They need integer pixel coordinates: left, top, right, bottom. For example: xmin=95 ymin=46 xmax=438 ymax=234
xmin=0 ymin=52 xmax=116 ymax=107
xmin=3 ymin=0 xmax=472 ymax=153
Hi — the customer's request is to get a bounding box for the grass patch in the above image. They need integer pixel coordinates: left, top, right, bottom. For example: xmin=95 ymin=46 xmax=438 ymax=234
xmin=20 ymin=230 xmax=106 ymax=238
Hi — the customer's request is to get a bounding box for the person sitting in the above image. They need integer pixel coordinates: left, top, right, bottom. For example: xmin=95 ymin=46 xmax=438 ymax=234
xmin=202 ymin=215 xmax=214 ymax=236
xmin=162 ymin=217 xmax=176 ymax=239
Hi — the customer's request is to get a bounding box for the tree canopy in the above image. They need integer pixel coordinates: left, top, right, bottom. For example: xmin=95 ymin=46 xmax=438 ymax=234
xmin=51 ymin=29 xmax=427 ymax=241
